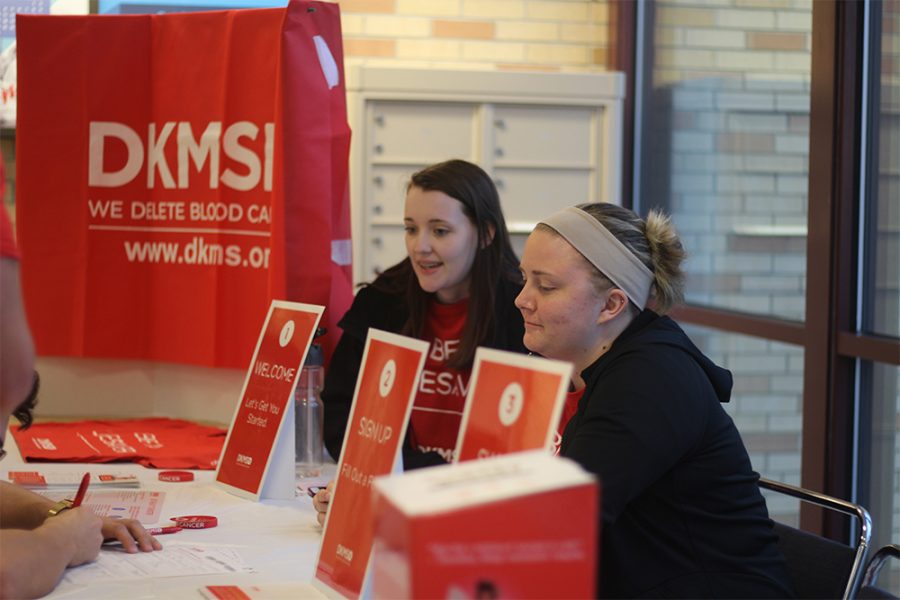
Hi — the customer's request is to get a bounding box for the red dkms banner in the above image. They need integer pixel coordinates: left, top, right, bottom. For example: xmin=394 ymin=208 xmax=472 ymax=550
xmin=14 ymin=0 xmax=352 ymax=368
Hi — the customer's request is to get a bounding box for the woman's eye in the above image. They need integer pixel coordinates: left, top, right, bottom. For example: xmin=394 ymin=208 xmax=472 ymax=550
xmin=404 ymin=226 xmax=416 ymax=234
xmin=520 ymin=273 xmax=553 ymax=292
xmin=433 ymin=228 xmax=449 ymax=237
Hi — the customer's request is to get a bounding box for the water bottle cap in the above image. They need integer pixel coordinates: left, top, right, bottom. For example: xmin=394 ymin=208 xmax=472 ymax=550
xmin=305 ymin=343 xmax=324 ymax=367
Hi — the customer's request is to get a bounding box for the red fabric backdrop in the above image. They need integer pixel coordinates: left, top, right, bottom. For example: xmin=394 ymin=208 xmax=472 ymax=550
xmin=15 ymin=0 xmax=352 ymax=369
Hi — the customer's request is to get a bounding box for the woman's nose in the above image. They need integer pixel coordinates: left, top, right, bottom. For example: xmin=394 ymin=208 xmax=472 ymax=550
xmin=410 ymin=233 xmax=431 ymax=254
xmin=514 ymin=287 xmax=531 ymax=311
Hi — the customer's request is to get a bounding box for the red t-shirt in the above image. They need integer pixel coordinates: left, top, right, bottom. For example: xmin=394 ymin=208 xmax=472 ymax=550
xmin=554 ymin=388 xmax=584 ymax=454
xmin=407 ymin=298 xmax=469 ymax=462
xmin=10 ymin=418 xmax=227 ymax=469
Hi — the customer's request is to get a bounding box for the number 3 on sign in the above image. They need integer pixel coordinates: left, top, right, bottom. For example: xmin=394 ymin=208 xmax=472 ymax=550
xmin=498 ymin=382 xmax=524 ymax=426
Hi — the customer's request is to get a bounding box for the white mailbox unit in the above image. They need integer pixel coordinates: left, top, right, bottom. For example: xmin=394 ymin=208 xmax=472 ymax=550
xmin=346 ymin=64 xmax=625 ymax=285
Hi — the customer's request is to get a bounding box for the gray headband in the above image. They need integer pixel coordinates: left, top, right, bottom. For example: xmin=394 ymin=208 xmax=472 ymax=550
xmin=539 ymin=206 xmax=654 ymax=310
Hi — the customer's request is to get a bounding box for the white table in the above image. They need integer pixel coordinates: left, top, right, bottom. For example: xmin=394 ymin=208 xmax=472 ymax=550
xmin=2 ymin=434 xmax=333 ymax=599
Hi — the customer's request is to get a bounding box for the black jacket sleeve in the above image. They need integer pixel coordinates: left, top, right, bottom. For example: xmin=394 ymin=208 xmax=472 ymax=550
xmin=322 ymin=325 xmax=366 ymax=461
xmin=322 ymin=296 xmax=446 ymax=468
xmin=321 ymin=286 xmax=403 ymax=461
xmin=402 ymin=445 xmax=449 ymax=470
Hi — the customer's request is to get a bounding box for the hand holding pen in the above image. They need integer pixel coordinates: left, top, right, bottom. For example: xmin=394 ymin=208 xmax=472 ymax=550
xmin=72 ymin=472 xmax=90 ymax=507
xmin=46 ymin=472 xmax=91 ymax=517
xmin=40 ymin=471 xmax=162 ymax=555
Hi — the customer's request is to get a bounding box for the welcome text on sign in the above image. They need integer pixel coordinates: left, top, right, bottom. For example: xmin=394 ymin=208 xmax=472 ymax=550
xmin=253 ymin=361 xmax=296 ymax=382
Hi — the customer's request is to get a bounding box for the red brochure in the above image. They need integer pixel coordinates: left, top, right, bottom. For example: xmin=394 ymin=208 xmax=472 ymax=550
xmin=215 ymin=301 xmax=323 ymax=500
xmin=314 ymin=329 xmax=429 ymax=599
xmin=454 ymin=348 xmax=572 ymax=462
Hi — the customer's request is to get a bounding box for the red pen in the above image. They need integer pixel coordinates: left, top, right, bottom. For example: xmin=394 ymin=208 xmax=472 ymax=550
xmin=72 ymin=473 xmax=90 ymax=508
xmin=146 ymin=526 xmax=182 ymax=535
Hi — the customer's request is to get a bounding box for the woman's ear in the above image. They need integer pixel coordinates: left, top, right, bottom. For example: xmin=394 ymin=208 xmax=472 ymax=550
xmin=597 ymin=288 xmax=630 ymax=324
xmin=481 ymin=223 xmax=496 ymax=249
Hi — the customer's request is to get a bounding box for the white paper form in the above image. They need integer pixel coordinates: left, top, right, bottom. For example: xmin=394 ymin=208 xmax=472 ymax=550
xmin=62 ymin=544 xmax=253 ymax=585
xmin=85 ymin=490 xmax=165 ymax=523
xmin=36 ymin=490 xmax=165 ymax=523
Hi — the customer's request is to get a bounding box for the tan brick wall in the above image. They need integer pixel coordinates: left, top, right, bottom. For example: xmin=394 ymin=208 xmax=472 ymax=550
xmin=748 ymin=31 xmax=807 ymax=51
xmin=327 ymin=0 xmax=610 ymax=72
xmin=433 ymin=19 xmax=495 ymax=40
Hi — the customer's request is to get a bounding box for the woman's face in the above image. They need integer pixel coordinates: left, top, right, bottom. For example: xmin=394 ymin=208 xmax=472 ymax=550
xmin=404 ymin=186 xmax=480 ymax=304
xmin=515 ymin=228 xmax=607 ymax=367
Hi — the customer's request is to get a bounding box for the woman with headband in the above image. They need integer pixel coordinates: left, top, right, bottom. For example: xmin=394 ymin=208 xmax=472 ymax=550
xmin=516 ymin=203 xmax=794 ymax=598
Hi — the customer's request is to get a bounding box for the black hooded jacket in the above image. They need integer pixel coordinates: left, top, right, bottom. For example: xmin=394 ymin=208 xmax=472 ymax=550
xmin=561 ymin=309 xmax=795 ymax=599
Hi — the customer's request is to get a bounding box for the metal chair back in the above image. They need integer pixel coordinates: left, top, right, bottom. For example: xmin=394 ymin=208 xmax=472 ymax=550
xmin=858 ymin=544 xmax=900 ymax=599
xmin=759 ymin=477 xmax=872 ymax=600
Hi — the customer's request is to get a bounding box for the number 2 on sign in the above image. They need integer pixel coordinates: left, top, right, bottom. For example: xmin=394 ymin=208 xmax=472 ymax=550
xmin=379 ymin=359 xmax=396 ymax=398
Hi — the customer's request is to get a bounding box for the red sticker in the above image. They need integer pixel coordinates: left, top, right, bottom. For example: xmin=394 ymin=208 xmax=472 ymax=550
xmin=159 ymin=470 xmax=194 ymax=482
xmin=171 ymin=515 xmax=218 ymax=529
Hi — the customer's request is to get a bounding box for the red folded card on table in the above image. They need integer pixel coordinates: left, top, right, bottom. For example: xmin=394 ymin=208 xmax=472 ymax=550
xmin=10 ymin=418 xmax=226 ymax=469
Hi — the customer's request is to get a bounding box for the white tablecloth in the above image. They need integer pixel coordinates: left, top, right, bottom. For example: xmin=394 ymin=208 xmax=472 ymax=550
xmin=3 ymin=431 xmax=333 ymax=599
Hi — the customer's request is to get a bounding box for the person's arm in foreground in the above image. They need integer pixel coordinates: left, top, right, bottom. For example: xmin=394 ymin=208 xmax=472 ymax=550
xmin=0 ymin=481 xmax=161 ymax=599
xmin=0 ymin=256 xmax=35 ymax=413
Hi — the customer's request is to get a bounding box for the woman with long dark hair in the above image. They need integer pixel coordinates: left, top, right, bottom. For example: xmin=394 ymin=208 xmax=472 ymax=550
xmin=322 ymin=159 xmax=525 ymax=471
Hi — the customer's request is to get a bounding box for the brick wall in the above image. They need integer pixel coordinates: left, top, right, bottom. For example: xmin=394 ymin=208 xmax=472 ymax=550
xmin=328 ymin=0 xmax=610 ymax=71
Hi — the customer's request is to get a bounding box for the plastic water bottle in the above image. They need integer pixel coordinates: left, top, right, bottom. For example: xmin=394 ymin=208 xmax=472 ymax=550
xmin=295 ymin=342 xmax=324 ymax=479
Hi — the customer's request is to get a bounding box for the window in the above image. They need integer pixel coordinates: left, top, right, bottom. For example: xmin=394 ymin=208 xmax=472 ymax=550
xmin=857 ymin=0 xmax=900 ymax=587
xmin=619 ymin=0 xmax=900 ymax=541
xmin=638 ymin=0 xmax=811 ymax=321
xmin=632 ymin=0 xmax=813 ymax=525
xmin=684 ymin=324 xmax=804 ymax=511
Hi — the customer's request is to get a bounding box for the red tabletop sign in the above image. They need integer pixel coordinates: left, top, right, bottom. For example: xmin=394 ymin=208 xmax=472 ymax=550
xmin=216 ymin=300 xmax=323 ymax=500
xmin=455 ymin=348 xmax=573 ymax=463
xmin=314 ymin=329 xmax=428 ymax=599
